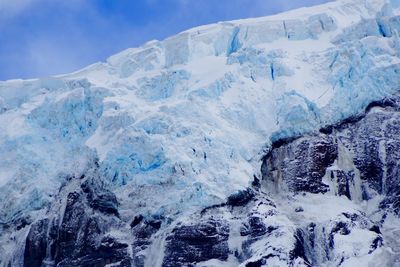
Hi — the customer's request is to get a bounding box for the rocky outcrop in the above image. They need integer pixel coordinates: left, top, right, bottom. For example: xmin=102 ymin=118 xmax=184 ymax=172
xmin=131 ymin=216 xmax=163 ymax=267
xmin=163 ymin=219 xmax=230 ymax=267
xmin=23 ymin=167 xmax=131 ymax=267
xmin=262 ymin=135 xmax=337 ymax=194
xmin=18 ymin=97 xmax=400 ymax=267
xmin=262 ymin=97 xmax=400 ymax=215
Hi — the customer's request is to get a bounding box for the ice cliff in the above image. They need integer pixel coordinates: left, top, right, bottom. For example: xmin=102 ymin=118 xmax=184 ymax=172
xmin=1 ymin=0 xmax=400 ymax=266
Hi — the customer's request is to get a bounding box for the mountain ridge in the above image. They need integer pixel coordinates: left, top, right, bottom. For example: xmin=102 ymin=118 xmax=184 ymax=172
xmin=1 ymin=0 xmax=400 ymax=266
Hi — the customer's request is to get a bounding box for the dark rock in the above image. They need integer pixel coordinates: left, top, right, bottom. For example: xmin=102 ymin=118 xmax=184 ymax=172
xmin=336 ymin=171 xmax=352 ymax=199
xmin=320 ymin=125 xmax=333 ymax=135
xmin=252 ymin=175 xmax=261 ymax=188
xmin=329 ymin=222 xmax=350 ymax=249
xmin=295 ymin=207 xmax=304 ymax=212
xmin=81 ymin=177 xmax=119 ymax=216
xmin=331 ymin=222 xmax=351 ymax=236
xmin=131 ymin=218 xmax=163 ymax=266
xmin=245 ymin=258 xmax=265 ymax=267
xmin=240 ymin=216 xmax=276 ymax=239
xmin=365 ymin=98 xmax=398 ymax=113
xmin=262 ymin=135 xmax=337 ymax=194
xmin=23 ymin=219 xmax=49 ymax=267
xmin=369 ymin=225 xmax=382 ymax=234
xmin=15 ymin=216 xmax=32 ymax=231
xmin=227 ymin=188 xmax=255 ymax=207
xmin=134 ymin=220 xmax=160 ymax=240
xmin=290 ymin=229 xmax=311 ymax=265
xmin=241 ymin=217 xmax=266 ymax=237
xmin=200 ymin=203 xmax=227 ymax=215
xmin=271 ymin=136 xmax=302 ymax=150
xmin=241 ymin=213 xmax=279 ymax=262
xmin=23 ymin=174 xmax=130 ymax=267
xmin=163 ymin=219 xmax=229 ymax=267
xmin=130 ymin=214 xmax=144 ymax=228
xmin=369 ymin=236 xmax=383 ymax=253
xmin=262 ymin=96 xmax=400 ymax=216
xmin=201 ymin=188 xmax=258 ymax=215
xmin=307 ymin=223 xmax=316 ymax=249
xmin=147 ymin=219 xmax=162 ymax=230
xmin=342 ymin=212 xmax=359 ymax=222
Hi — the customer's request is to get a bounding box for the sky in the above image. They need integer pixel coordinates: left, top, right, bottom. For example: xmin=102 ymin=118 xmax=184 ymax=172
xmin=0 ymin=0 xmax=331 ymax=80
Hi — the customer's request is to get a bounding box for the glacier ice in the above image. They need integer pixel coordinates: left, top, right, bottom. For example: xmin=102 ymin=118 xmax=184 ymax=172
xmin=0 ymin=0 xmax=399 ymax=224
xmin=1 ymin=0 xmax=400 ymax=266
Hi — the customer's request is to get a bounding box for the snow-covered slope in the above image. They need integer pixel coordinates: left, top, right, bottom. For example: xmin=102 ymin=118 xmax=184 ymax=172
xmin=1 ymin=0 xmax=400 ymax=266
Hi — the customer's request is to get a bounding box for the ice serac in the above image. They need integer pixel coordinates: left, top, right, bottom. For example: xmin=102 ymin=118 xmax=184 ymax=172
xmin=1 ymin=0 xmax=400 ymax=266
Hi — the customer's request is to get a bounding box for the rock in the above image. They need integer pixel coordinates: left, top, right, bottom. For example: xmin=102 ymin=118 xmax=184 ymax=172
xmin=131 ymin=218 xmax=163 ymax=266
xmin=163 ymin=219 xmax=230 ymax=267
xmin=262 ymin=96 xmax=400 ymax=214
xmin=330 ymin=170 xmax=353 ymax=200
xmin=290 ymin=229 xmax=311 ymax=265
xmin=23 ymin=219 xmax=50 ymax=267
xmin=227 ymin=188 xmax=255 ymax=207
xmin=240 ymin=216 xmax=274 ymax=238
xmin=262 ymin=135 xmax=337 ymax=194
xmin=130 ymin=214 xmax=144 ymax=228
xmin=295 ymin=207 xmax=304 ymax=212
xmin=245 ymin=259 xmax=265 ymax=267
xmin=23 ymin=173 xmax=130 ymax=267
xmin=81 ymin=176 xmax=119 ymax=216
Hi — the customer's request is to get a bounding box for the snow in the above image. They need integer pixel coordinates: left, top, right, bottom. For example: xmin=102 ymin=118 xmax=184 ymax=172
xmin=1 ymin=2 xmax=400 ymax=265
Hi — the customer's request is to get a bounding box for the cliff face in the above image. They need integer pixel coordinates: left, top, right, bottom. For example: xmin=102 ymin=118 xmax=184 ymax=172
xmin=263 ymin=98 xmax=400 ymax=208
xmin=18 ymin=99 xmax=400 ymax=266
xmin=2 ymin=0 xmax=400 ymax=266
xmin=260 ymin=97 xmax=400 ymax=266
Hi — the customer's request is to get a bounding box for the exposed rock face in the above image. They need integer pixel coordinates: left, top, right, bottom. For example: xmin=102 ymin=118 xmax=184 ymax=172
xmin=262 ymin=135 xmax=338 ymax=194
xmin=131 ymin=216 xmax=163 ymax=266
xmin=16 ymin=98 xmax=400 ymax=267
xmin=163 ymin=219 xmax=230 ymax=267
xmin=262 ymin=97 xmax=400 ymax=214
xmin=23 ymin=167 xmax=131 ymax=267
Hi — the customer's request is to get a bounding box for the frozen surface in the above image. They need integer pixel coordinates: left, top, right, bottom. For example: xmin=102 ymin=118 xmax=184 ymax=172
xmin=1 ymin=0 xmax=400 ymax=265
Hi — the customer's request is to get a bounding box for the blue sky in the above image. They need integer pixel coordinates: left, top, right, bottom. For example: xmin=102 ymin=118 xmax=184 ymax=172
xmin=0 ymin=0 xmax=331 ymax=80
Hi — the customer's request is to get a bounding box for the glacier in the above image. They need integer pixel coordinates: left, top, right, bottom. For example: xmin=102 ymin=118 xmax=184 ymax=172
xmin=1 ymin=0 xmax=400 ymax=266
